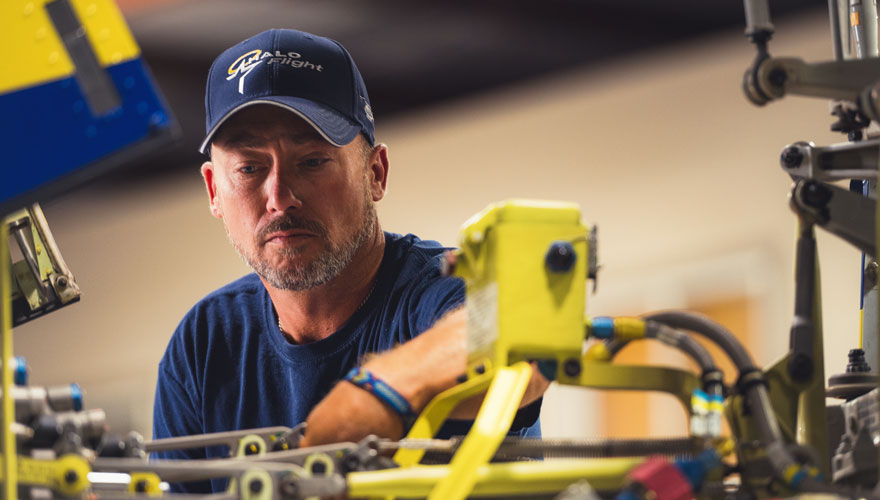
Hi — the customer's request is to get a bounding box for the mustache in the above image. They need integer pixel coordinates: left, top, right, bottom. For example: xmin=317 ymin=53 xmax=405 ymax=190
xmin=258 ymin=214 xmax=327 ymax=243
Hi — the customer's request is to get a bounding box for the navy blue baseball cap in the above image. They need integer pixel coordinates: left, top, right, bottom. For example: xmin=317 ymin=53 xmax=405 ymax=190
xmin=199 ymin=29 xmax=375 ymax=154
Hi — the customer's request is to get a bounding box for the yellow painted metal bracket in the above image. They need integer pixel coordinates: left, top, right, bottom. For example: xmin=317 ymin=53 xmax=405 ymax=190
xmin=0 ymin=224 xmax=16 ymax=500
xmin=574 ymin=359 xmax=701 ymax=411
xmin=761 ymin=355 xmax=800 ymax=444
xmin=427 ymin=362 xmax=532 ymax=500
xmin=394 ymin=368 xmax=496 ymax=466
xmin=0 ymin=454 xmax=90 ymax=497
xmin=348 ymin=457 xmax=641 ymax=499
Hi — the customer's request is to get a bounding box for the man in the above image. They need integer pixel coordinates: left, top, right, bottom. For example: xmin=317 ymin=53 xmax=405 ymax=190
xmin=152 ymin=28 xmax=547 ymax=492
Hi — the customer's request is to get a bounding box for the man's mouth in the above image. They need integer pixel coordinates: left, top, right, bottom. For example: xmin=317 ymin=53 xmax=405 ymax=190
xmin=264 ymin=230 xmax=316 ymax=245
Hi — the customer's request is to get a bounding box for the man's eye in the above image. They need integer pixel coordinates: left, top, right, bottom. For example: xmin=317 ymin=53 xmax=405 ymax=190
xmin=301 ymin=158 xmax=329 ymax=168
xmin=238 ymin=165 xmax=258 ymax=174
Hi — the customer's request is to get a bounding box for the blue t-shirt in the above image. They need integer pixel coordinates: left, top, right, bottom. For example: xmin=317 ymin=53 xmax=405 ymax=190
xmin=153 ymin=232 xmax=541 ymax=492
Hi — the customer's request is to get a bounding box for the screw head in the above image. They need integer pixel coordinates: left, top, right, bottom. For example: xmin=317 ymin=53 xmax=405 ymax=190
xmin=135 ymin=480 xmax=148 ymax=493
xmin=563 ymin=359 xmax=581 ymax=377
xmin=249 ymin=478 xmax=263 ymax=494
xmin=780 ymin=146 xmax=803 ymax=169
xmin=546 ymin=241 xmax=577 ymax=273
xmin=64 ymin=470 xmax=78 ymax=484
xmin=475 ymin=364 xmax=486 ymax=375
xmin=768 ymin=67 xmax=787 ymax=87
xmin=802 ymin=181 xmax=832 ymax=207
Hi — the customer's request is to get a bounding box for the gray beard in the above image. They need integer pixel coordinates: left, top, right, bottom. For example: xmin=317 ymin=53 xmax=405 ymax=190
xmin=228 ymin=197 xmax=377 ymax=291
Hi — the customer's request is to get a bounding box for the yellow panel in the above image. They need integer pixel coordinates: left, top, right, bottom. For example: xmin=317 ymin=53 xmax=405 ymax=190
xmin=0 ymin=0 xmax=139 ymax=94
xmin=1 ymin=0 xmax=74 ymax=92
xmin=73 ymin=0 xmax=140 ymax=65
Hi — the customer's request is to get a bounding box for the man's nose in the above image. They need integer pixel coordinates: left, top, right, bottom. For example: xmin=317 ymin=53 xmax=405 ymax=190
xmin=266 ymin=169 xmax=303 ymax=213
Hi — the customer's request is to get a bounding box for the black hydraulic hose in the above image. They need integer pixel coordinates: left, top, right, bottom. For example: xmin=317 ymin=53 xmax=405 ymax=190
xmin=643 ymin=311 xmax=757 ymax=373
xmin=644 ymin=322 xmax=716 ymax=373
xmin=600 ymin=322 xmax=724 ymax=396
xmin=643 ymin=311 xmax=780 ymax=438
xmin=602 ymin=338 xmax=627 ymax=359
xmin=601 ymin=330 xmax=715 ymax=372
xmin=646 ymin=321 xmax=725 ymax=399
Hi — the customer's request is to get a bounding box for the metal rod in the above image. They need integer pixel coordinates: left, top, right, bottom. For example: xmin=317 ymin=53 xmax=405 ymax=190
xmin=830 ymin=0 xmax=845 ymax=60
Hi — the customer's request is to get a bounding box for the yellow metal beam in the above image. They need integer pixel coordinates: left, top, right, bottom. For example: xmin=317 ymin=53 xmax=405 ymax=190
xmin=0 ymin=224 xmax=16 ymax=500
xmin=394 ymin=369 xmax=495 ymax=467
xmin=348 ymin=458 xmax=641 ymax=498
xmin=575 ymin=361 xmax=701 ymax=411
xmin=427 ymin=362 xmax=532 ymax=500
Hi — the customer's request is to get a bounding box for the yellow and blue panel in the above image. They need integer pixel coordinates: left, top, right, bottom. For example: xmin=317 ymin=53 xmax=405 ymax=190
xmin=0 ymin=0 xmax=175 ymax=214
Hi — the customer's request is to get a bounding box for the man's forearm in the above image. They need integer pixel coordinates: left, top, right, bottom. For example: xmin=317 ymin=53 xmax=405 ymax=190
xmin=298 ymin=308 xmax=549 ymax=447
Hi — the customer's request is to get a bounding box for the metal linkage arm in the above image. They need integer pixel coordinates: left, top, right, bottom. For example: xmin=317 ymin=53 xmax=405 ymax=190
xmin=145 ymin=426 xmax=304 ymax=455
xmin=746 ymin=57 xmax=880 ymax=107
xmin=789 ymin=180 xmax=876 ymax=256
xmin=788 ymin=223 xmax=817 ymax=383
xmin=780 ymin=139 xmax=879 ymax=181
xmin=766 ymin=58 xmax=879 ymax=102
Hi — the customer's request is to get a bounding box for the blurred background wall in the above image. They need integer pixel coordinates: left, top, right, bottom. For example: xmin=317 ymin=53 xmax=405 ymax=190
xmin=9 ymin=1 xmax=863 ymax=441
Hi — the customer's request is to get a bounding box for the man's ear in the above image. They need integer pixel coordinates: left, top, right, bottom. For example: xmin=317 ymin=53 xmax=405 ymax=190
xmin=368 ymin=144 xmax=390 ymax=202
xmin=201 ymin=161 xmax=223 ymax=219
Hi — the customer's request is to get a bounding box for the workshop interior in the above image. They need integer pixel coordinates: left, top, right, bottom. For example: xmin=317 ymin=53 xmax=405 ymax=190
xmin=5 ymin=0 xmax=880 ymax=498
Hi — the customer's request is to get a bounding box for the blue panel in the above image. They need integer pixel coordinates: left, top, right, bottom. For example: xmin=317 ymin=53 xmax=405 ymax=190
xmin=0 ymin=57 xmax=173 ymax=206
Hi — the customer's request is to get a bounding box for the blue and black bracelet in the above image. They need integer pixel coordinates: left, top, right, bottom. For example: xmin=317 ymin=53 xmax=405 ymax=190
xmin=344 ymin=366 xmax=417 ymax=433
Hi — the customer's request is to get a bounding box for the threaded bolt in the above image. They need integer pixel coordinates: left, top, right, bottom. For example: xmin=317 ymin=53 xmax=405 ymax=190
xmin=846 ymin=349 xmax=871 ymax=373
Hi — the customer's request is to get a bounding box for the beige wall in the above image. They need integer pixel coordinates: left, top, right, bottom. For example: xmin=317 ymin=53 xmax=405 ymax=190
xmin=13 ymin=11 xmax=864 ymax=439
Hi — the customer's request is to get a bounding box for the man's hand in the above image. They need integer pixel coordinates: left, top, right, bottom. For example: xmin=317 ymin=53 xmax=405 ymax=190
xmin=298 ymin=308 xmax=550 ymax=447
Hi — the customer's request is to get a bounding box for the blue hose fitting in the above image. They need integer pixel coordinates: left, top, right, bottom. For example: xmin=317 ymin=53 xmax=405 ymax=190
xmin=591 ymin=317 xmax=615 ymax=339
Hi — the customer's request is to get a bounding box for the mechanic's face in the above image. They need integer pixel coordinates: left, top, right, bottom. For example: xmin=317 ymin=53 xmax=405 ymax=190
xmin=202 ymin=105 xmax=387 ymax=290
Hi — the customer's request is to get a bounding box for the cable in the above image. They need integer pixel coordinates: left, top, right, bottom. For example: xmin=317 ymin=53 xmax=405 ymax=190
xmin=643 ymin=311 xmax=757 ymax=373
xmin=644 ymin=322 xmax=716 ymax=374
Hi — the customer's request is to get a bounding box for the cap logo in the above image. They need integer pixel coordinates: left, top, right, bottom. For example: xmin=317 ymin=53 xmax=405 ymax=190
xmin=226 ymin=48 xmax=326 ymax=95
xmin=227 ymin=49 xmax=264 ymax=95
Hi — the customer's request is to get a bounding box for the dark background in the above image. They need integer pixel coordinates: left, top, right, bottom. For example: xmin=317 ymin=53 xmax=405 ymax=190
xmin=119 ymin=0 xmax=825 ymax=179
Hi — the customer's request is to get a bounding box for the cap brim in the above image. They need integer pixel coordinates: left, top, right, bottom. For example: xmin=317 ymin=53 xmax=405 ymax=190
xmin=199 ymin=97 xmax=361 ymax=154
